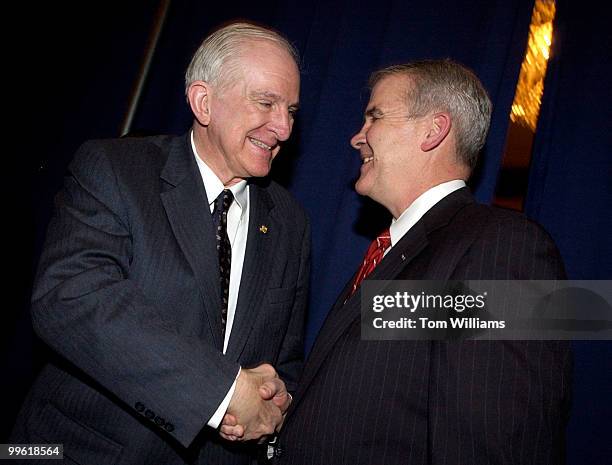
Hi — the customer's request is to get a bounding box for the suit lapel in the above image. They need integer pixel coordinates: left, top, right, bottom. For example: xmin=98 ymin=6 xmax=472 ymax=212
xmin=291 ymin=187 xmax=477 ymax=410
xmin=159 ymin=135 xmax=224 ymax=350
xmin=292 ymin=221 xmax=430 ymax=409
xmin=225 ymin=183 xmax=277 ymax=360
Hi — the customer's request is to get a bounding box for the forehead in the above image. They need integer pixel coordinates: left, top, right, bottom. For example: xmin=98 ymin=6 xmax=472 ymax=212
xmin=231 ymin=40 xmax=299 ymax=92
xmin=368 ymin=74 xmax=412 ymax=108
xmin=239 ymin=39 xmax=297 ymax=65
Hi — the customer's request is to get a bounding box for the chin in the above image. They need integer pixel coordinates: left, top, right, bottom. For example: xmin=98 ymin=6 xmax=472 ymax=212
xmin=247 ymin=164 xmax=273 ymax=178
xmin=355 ymin=179 xmax=370 ymax=197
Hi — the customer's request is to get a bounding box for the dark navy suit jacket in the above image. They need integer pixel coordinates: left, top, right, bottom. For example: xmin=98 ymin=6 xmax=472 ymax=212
xmin=277 ymin=188 xmax=571 ymax=465
xmin=12 ymin=134 xmax=310 ymax=464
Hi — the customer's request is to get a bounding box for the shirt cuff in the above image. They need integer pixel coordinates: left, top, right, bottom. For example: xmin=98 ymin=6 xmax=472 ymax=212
xmin=207 ymin=367 xmax=241 ymax=429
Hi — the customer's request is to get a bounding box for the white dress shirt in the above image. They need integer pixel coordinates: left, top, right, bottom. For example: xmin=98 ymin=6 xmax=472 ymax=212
xmin=191 ymin=132 xmax=248 ymax=428
xmin=387 ymin=180 xmax=466 ymax=253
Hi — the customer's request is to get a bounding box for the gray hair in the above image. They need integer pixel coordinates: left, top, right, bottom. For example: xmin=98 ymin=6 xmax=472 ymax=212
xmin=369 ymin=59 xmax=492 ymax=169
xmin=185 ymin=22 xmax=299 ymax=93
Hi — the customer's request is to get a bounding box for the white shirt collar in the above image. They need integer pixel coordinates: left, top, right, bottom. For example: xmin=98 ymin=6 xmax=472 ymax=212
xmin=190 ymin=131 xmax=248 ymax=213
xmin=389 ymin=180 xmax=466 ymax=247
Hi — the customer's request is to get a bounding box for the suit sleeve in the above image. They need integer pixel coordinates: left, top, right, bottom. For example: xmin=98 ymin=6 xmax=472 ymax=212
xmin=429 ymin=213 xmax=572 ymax=464
xmin=31 ymin=142 xmax=239 ymax=447
xmin=275 ymin=215 xmax=311 ymax=394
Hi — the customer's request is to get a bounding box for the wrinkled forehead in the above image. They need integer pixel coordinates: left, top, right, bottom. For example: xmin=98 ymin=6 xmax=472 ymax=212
xmin=368 ymin=73 xmax=413 ymax=108
xmin=232 ymin=39 xmax=298 ymax=75
xmin=217 ymin=41 xmax=299 ymax=94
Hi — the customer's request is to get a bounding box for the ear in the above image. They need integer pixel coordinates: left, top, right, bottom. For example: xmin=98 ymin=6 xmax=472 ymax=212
xmin=420 ymin=112 xmax=451 ymax=152
xmin=187 ymin=80 xmax=212 ymax=126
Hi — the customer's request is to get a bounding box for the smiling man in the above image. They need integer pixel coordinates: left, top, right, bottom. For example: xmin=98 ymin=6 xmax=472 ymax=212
xmin=271 ymin=60 xmax=571 ymax=464
xmin=11 ymin=22 xmax=310 ymax=464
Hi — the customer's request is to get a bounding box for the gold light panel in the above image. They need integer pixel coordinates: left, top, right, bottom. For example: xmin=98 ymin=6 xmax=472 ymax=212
xmin=510 ymin=0 xmax=556 ymax=131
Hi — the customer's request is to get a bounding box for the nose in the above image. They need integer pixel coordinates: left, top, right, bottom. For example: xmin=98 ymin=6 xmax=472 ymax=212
xmin=270 ymin=108 xmax=293 ymax=142
xmin=350 ymin=121 xmax=368 ymax=149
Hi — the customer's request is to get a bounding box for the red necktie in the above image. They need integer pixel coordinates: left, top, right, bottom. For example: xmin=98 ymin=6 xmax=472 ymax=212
xmin=349 ymin=229 xmax=391 ymax=297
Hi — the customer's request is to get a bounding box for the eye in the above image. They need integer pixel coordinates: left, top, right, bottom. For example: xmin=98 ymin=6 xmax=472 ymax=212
xmin=288 ymin=108 xmax=298 ymax=118
xmin=258 ymin=101 xmax=273 ymax=109
xmin=365 ymin=111 xmax=382 ymax=123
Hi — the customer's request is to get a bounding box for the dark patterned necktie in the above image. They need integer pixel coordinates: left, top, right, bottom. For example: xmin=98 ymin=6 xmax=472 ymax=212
xmin=348 ymin=228 xmax=391 ymax=298
xmin=212 ymin=189 xmax=234 ymax=338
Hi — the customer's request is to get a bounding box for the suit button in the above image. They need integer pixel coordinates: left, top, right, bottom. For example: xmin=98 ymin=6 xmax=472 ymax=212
xmin=154 ymin=416 xmax=165 ymax=426
xmin=145 ymin=409 xmax=155 ymax=420
xmin=135 ymin=402 xmax=145 ymax=413
xmin=165 ymin=423 xmax=175 ymax=432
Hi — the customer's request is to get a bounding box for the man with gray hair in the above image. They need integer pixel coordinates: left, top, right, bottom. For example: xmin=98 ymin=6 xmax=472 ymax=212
xmin=12 ymin=21 xmax=309 ymax=464
xmin=261 ymin=59 xmax=571 ymax=463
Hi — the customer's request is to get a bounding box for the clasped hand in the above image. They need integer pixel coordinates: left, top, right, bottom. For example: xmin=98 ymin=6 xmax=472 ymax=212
xmin=220 ymin=363 xmax=290 ymax=441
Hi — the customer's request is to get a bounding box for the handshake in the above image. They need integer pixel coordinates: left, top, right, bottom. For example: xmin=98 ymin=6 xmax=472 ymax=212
xmin=220 ymin=363 xmax=290 ymax=442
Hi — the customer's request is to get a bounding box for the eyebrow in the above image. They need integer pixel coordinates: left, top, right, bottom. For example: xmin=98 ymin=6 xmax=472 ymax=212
xmin=252 ymin=90 xmax=281 ymax=100
xmin=365 ymin=106 xmax=383 ymax=117
xmin=251 ymin=90 xmax=300 ymax=111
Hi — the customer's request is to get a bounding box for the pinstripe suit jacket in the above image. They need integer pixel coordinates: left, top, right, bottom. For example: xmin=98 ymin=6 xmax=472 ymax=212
xmin=12 ymin=134 xmax=310 ymax=464
xmin=276 ymin=187 xmax=571 ymax=465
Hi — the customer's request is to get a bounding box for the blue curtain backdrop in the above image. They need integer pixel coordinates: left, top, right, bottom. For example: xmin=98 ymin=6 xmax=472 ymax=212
xmin=5 ymin=0 xmax=610 ymax=461
xmin=525 ymin=0 xmax=612 ymax=462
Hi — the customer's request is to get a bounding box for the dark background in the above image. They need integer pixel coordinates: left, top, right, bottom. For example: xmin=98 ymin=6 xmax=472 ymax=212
xmin=4 ymin=0 xmax=610 ymax=462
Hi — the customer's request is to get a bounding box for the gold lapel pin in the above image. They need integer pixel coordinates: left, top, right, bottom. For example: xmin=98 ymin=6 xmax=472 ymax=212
xmin=259 ymin=225 xmax=268 ymax=234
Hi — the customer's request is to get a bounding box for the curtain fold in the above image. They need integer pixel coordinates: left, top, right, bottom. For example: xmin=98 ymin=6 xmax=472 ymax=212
xmin=525 ymin=1 xmax=612 ymax=463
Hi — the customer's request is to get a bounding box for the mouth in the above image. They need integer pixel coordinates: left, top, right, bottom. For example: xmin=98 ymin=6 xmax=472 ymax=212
xmin=248 ymin=137 xmax=273 ymax=151
xmin=362 ymin=156 xmax=374 ymax=164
